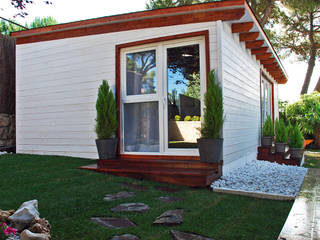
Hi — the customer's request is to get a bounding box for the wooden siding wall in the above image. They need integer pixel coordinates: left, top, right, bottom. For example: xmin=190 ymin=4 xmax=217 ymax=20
xmin=16 ymin=22 xmax=217 ymax=158
xmin=0 ymin=35 xmax=15 ymax=114
xmin=220 ymin=22 xmax=261 ymax=171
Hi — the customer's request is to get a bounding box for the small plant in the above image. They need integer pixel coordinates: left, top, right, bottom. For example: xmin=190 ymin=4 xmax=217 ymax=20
xmin=95 ymin=80 xmax=118 ymax=139
xmin=0 ymin=222 xmax=17 ymax=240
xmin=262 ymin=116 xmax=274 ymax=137
xmin=184 ymin=116 xmax=192 ymax=121
xmin=174 ymin=115 xmax=181 ymax=121
xmin=288 ymin=124 xmax=304 ymax=148
xmin=275 ymin=118 xmax=288 ymax=143
xmin=200 ymin=69 xmax=223 ymax=139
xmin=191 ymin=115 xmax=200 ymax=121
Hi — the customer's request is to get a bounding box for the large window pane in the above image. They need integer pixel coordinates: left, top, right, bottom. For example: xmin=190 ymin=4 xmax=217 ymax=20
xmin=124 ymin=102 xmax=159 ymax=152
xmin=126 ymin=50 xmax=156 ymax=95
xmin=167 ymin=44 xmax=201 ymax=149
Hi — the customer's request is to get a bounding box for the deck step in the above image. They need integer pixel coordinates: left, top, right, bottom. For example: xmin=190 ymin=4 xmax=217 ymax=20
xmin=81 ymin=158 xmax=222 ymax=187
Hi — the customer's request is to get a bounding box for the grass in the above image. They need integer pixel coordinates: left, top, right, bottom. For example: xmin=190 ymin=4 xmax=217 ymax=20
xmin=0 ymin=154 xmax=292 ymax=240
xmin=303 ymin=150 xmax=320 ymax=168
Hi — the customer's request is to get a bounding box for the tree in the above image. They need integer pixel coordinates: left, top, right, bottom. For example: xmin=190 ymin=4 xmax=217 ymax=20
xmin=9 ymin=0 xmax=52 ymax=18
xmin=286 ymin=92 xmax=320 ymax=147
xmin=314 ymin=76 xmax=320 ymax=92
xmin=146 ymin=0 xmax=199 ymax=9
xmin=277 ymin=0 xmax=320 ymax=95
xmin=0 ymin=16 xmax=57 ymax=35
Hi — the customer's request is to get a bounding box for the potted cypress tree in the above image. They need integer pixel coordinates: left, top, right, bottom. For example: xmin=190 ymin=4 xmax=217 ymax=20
xmin=288 ymin=123 xmax=304 ymax=159
xmin=261 ymin=116 xmax=274 ymax=147
xmin=95 ymin=80 xmax=118 ymax=159
xmin=275 ymin=118 xmax=288 ymax=153
xmin=197 ymin=70 xmax=224 ymax=163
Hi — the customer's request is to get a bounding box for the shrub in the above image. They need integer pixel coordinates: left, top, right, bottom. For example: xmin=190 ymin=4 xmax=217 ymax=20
xmin=191 ymin=115 xmax=200 ymax=121
xmin=95 ymin=80 xmax=118 ymax=139
xmin=174 ymin=115 xmax=181 ymax=121
xmin=275 ymin=118 xmax=288 ymax=143
xmin=184 ymin=115 xmax=192 ymax=121
xmin=262 ymin=116 xmax=274 ymax=137
xmin=200 ymin=69 xmax=224 ymax=139
xmin=288 ymin=123 xmax=304 ymax=148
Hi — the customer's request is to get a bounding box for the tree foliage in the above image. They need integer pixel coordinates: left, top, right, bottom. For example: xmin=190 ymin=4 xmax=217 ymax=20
xmin=277 ymin=0 xmax=320 ymax=94
xmin=95 ymin=80 xmax=118 ymax=139
xmin=200 ymin=70 xmax=223 ymax=139
xmin=9 ymin=0 xmax=52 ymax=18
xmin=0 ymin=16 xmax=57 ymax=35
xmin=286 ymin=91 xmax=320 ymax=134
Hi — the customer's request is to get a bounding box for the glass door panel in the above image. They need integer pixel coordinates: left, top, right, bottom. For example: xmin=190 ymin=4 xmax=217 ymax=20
xmin=123 ymin=102 xmax=159 ymax=152
xmin=166 ymin=44 xmax=201 ymax=149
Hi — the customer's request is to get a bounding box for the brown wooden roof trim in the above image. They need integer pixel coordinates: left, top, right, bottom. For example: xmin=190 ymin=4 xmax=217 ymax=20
xmin=245 ymin=40 xmax=264 ymax=49
xmin=14 ymin=8 xmax=244 ymax=45
xmin=251 ymin=47 xmax=268 ymax=55
xmin=239 ymin=32 xmax=259 ymax=41
xmin=243 ymin=1 xmax=287 ymax=84
xmin=12 ymin=0 xmax=245 ymax=38
xmin=231 ymin=22 xmax=254 ymax=33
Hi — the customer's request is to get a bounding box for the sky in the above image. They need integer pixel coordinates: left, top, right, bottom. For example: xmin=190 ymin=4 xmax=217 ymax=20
xmin=0 ymin=0 xmax=319 ymax=103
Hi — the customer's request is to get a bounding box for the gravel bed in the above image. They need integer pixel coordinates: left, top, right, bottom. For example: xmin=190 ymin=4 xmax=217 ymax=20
xmin=211 ymin=160 xmax=307 ymax=196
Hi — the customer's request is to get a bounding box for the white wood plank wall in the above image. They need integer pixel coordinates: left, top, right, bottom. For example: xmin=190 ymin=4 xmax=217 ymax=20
xmin=16 ymin=22 xmax=217 ymax=158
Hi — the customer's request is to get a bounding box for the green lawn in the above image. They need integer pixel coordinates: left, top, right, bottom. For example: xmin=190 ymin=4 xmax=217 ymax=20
xmin=304 ymin=150 xmax=320 ymax=168
xmin=0 ymin=154 xmax=292 ymax=240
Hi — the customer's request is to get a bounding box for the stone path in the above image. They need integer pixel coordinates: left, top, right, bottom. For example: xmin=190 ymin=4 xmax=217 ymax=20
xmin=92 ymin=189 xmax=212 ymax=239
xmin=91 ymin=217 xmax=136 ymax=229
xmin=278 ymin=168 xmax=320 ymax=240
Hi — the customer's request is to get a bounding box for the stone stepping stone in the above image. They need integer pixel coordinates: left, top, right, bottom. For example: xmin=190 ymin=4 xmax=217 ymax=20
xmin=111 ymin=234 xmax=140 ymax=240
xmin=121 ymin=182 xmax=149 ymax=191
xmin=158 ymin=196 xmax=184 ymax=202
xmin=170 ymin=230 xmax=214 ymax=240
xmin=104 ymin=191 xmax=135 ymax=201
xmin=153 ymin=209 xmax=183 ymax=225
xmin=91 ymin=217 xmax=136 ymax=229
xmin=111 ymin=203 xmax=150 ymax=213
xmin=156 ymin=186 xmax=181 ymax=192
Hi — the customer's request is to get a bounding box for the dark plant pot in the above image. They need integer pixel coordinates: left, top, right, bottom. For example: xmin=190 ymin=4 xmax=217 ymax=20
xmin=275 ymin=142 xmax=287 ymax=153
xmin=261 ymin=136 xmax=273 ymax=147
xmin=197 ymin=138 xmax=223 ymax=163
xmin=289 ymin=148 xmax=304 ymax=159
xmin=95 ymin=138 xmax=118 ymax=159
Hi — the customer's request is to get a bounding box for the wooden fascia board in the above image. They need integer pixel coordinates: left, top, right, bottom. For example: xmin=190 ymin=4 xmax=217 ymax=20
xmin=12 ymin=0 xmax=245 ymax=38
xmin=14 ymin=8 xmax=245 ymax=44
xmin=260 ymin=58 xmax=275 ymax=65
xmin=239 ymin=32 xmax=259 ymax=41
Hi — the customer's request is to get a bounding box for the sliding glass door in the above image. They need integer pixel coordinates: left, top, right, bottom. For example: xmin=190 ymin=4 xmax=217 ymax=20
xmin=121 ymin=37 xmax=205 ymax=155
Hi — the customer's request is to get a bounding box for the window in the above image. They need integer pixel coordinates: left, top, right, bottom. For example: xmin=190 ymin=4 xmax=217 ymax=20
xmin=261 ymin=76 xmax=273 ymax=123
xmin=120 ymin=37 xmax=206 ymax=155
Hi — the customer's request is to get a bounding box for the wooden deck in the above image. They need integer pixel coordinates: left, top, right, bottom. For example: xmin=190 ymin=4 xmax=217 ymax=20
xmin=80 ymin=158 xmax=223 ymax=187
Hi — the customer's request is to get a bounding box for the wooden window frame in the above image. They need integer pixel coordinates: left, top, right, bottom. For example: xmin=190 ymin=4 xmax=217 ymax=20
xmin=115 ymin=30 xmax=210 ymax=160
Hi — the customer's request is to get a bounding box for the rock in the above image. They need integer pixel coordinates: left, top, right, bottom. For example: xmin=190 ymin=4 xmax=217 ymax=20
xmin=0 ymin=209 xmax=15 ymax=222
xmin=104 ymin=191 xmax=135 ymax=201
xmin=29 ymin=218 xmax=51 ymax=234
xmin=8 ymin=200 xmax=40 ymax=231
xmin=170 ymin=230 xmax=214 ymax=240
xmin=111 ymin=203 xmax=150 ymax=213
xmin=158 ymin=196 xmax=184 ymax=202
xmin=91 ymin=217 xmax=136 ymax=229
xmin=110 ymin=234 xmax=140 ymax=240
xmin=20 ymin=230 xmax=50 ymax=240
xmin=153 ymin=209 xmax=183 ymax=225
